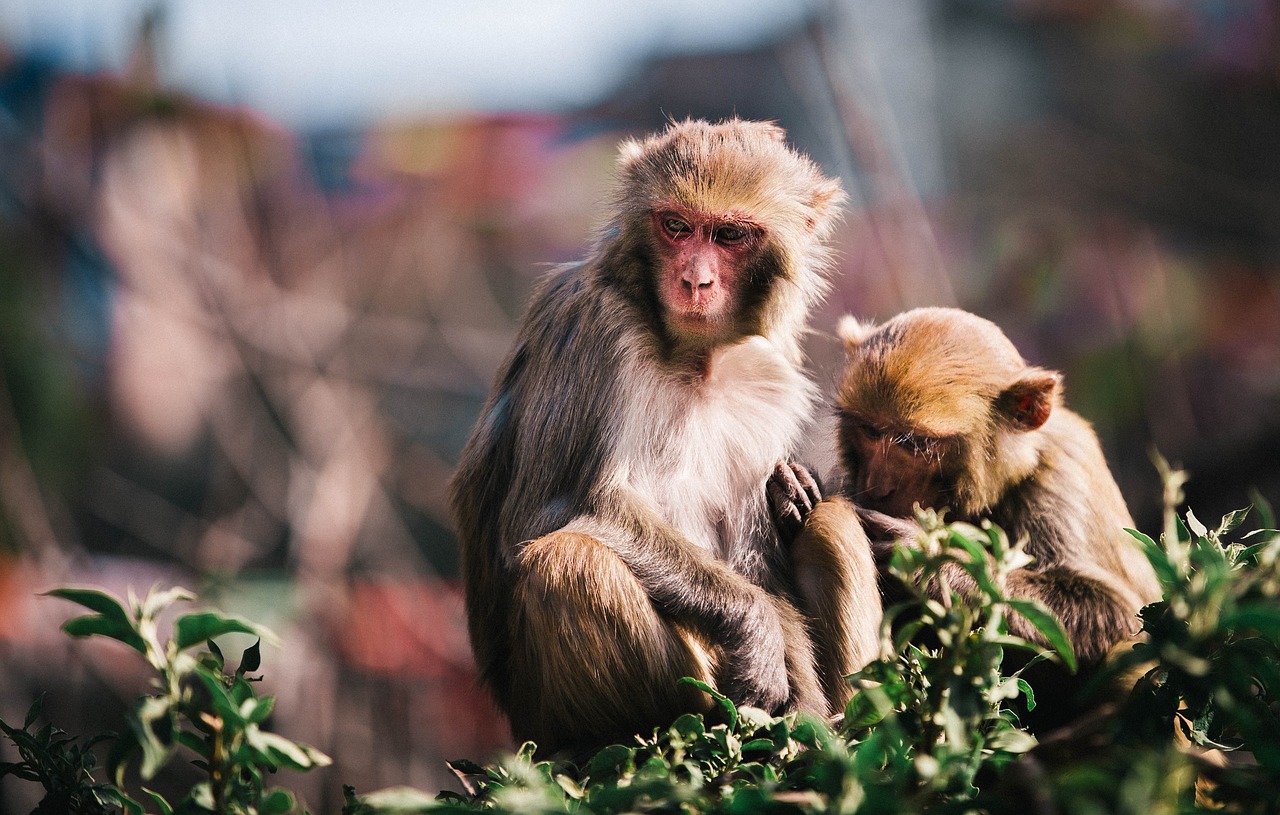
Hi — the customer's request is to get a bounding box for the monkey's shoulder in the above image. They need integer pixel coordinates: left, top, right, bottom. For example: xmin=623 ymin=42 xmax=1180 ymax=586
xmin=991 ymin=408 xmax=1134 ymax=560
xmin=517 ymin=265 xmax=635 ymax=362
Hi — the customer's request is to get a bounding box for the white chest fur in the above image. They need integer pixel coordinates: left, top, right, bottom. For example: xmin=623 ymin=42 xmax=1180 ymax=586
xmin=610 ymin=336 xmax=817 ymax=555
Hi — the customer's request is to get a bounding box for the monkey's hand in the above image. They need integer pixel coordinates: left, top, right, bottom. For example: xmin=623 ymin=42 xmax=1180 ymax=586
xmin=856 ymin=507 xmax=922 ymax=566
xmin=767 ymin=462 xmax=822 ymax=545
xmin=720 ymin=593 xmax=794 ymax=714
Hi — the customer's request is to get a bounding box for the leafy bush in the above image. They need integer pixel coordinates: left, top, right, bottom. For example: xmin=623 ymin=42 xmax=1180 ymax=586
xmin=342 ymin=469 xmax=1280 ymax=814
xmin=3 ymin=467 xmax=1278 ymax=814
xmin=1 ymin=586 xmax=330 ymax=814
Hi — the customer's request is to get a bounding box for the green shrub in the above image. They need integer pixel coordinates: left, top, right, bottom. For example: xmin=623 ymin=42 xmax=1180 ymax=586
xmin=1 ymin=586 xmax=329 ymax=814
xmin=3 ymin=466 xmax=1277 ymax=814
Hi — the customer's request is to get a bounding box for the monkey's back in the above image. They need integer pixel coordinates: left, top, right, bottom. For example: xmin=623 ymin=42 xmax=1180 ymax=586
xmin=995 ymin=407 xmax=1159 ymax=608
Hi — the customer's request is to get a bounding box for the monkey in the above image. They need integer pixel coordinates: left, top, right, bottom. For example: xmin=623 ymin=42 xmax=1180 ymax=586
xmin=780 ymin=307 xmax=1162 ymax=731
xmin=448 ymin=119 xmax=881 ymax=755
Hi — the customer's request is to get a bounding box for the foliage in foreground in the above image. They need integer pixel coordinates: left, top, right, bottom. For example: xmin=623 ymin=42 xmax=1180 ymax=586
xmin=344 ymin=474 xmax=1280 ymax=815
xmin=2 ymin=467 xmax=1278 ymax=814
xmin=0 ymin=587 xmax=330 ymax=814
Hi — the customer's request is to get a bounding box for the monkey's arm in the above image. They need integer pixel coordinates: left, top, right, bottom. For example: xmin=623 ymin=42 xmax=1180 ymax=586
xmin=854 ymin=508 xmax=1138 ymax=665
xmin=588 ymin=494 xmax=821 ymax=713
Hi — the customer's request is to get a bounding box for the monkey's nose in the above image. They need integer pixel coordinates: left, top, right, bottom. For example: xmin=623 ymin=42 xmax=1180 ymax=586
xmin=865 ymin=482 xmax=895 ymax=502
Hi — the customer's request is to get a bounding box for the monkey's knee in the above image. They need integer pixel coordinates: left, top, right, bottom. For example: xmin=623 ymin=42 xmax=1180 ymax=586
xmin=509 ymin=532 xmax=713 ymax=750
xmin=791 ymin=497 xmax=883 ymax=711
xmin=793 ymin=498 xmax=879 ymax=615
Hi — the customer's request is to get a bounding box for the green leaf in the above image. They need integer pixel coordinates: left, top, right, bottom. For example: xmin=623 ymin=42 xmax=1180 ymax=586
xmin=243 ymin=695 xmax=276 ymax=725
xmin=585 ymin=744 xmax=635 ymax=779
xmin=247 ymin=729 xmax=332 ymax=770
xmin=446 ymin=758 xmax=487 ymax=776
xmin=48 ymin=588 xmax=149 ymax=654
xmin=1221 ymin=605 xmax=1280 ymax=640
xmin=986 ymin=727 xmax=1038 ymax=754
xmin=45 ymin=587 xmax=132 ymax=619
xmin=106 ymin=789 xmax=145 ymax=815
xmin=948 ymin=532 xmax=1001 ymax=597
xmin=789 ymin=713 xmax=836 ymax=750
xmin=238 ymin=639 xmax=263 ymax=674
xmin=174 ymin=729 xmax=210 ymax=760
xmin=669 ymin=712 xmax=705 ymax=741
xmin=207 ymin=637 xmax=225 ymax=667
xmin=21 ymin=695 xmax=44 ymax=730
xmin=679 ymin=676 xmax=737 ymax=731
xmin=1250 ymin=488 xmax=1276 ymax=531
xmin=174 ymin=612 xmax=265 ymax=651
xmin=131 ymin=697 xmax=175 ymax=780
xmin=1017 ymin=677 xmax=1037 ymax=711
xmin=261 ymin=788 xmax=296 ymax=814
xmin=1186 ymin=509 xmax=1209 ymax=539
xmin=555 ymin=773 xmax=585 ymax=800
xmin=1215 ymin=506 xmax=1254 ymax=538
xmin=1124 ymin=528 xmax=1181 ymax=591
xmin=59 ymin=614 xmax=149 ymax=654
xmin=59 ymin=614 xmax=149 ymax=655
xmin=191 ymin=666 xmax=244 ymax=724
xmin=1007 ymin=598 xmax=1077 ymax=673
xmin=141 ymin=788 xmax=174 ymax=815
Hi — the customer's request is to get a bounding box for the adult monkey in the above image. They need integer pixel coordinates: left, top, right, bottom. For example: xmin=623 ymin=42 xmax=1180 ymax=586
xmin=449 ymin=119 xmax=880 ymax=754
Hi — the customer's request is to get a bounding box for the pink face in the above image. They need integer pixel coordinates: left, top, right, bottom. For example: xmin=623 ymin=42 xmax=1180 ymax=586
xmin=840 ymin=414 xmax=951 ymax=518
xmin=650 ymin=208 xmax=760 ymax=341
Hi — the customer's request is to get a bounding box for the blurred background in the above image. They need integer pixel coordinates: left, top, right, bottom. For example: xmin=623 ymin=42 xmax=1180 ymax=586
xmin=1 ymin=0 xmax=1278 ymax=811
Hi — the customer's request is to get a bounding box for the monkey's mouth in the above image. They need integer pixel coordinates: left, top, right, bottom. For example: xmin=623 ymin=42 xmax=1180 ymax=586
xmin=667 ymin=290 xmax=730 ymax=321
xmin=667 ymin=308 xmax=730 ymax=335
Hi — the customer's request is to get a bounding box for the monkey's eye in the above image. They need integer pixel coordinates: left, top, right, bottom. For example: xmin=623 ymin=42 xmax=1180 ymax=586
xmin=662 ymin=216 xmax=692 ymax=238
xmin=893 ymin=434 xmax=937 ymax=457
xmin=851 ymin=418 xmax=883 ymax=441
xmin=713 ymin=225 xmax=749 ymax=245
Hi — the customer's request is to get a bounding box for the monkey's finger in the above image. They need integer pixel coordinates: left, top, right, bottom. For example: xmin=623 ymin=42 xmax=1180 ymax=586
xmin=857 ymin=506 xmax=919 ymax=542
xmin=766 ymin=477 xmax=804 ymax=532
xmin=788 ymin=462 xmax=822 ymax=508
xmin=772 ymin=462 xmax=815 ymax=515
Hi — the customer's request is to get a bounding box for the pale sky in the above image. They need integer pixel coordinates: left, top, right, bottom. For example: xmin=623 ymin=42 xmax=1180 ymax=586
xmin=0 ymin=0 xmax=823 ymax=126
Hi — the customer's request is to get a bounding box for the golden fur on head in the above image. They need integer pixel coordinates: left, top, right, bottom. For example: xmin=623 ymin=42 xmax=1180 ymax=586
xmin=613 ymin=118 xmax=846 ymax=243
xmin=837 ymin=307 xmax=1057 ymax=439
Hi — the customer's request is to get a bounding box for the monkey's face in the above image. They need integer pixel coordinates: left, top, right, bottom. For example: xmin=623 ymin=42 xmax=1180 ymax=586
xmin=838 ymin=411 xmax=951 ymax=518
xmin=649 ymin=208 xmax=762 ymax=345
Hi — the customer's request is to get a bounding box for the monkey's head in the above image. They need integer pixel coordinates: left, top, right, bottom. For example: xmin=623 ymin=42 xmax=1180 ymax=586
xmin=834 ymin=307 xmax=1061 ymax=519
xmin=603 ymin=119 xmax=845 ymax=358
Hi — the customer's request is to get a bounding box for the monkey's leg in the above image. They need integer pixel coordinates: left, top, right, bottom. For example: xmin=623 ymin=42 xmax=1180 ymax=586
xmin=791 ymin=496 xmax=883 ymax=713
xmin=507 ymin=531 xmax=717 ymax=754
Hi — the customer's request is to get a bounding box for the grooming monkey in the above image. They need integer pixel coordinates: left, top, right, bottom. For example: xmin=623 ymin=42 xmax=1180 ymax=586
xmin=776 ymin=307 xmax=1161 ymax=727
xmin=449 ymin=119 xmax=880 ymax=754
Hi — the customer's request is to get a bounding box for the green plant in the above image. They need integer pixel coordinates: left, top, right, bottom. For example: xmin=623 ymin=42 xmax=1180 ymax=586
xmin=838 ymin=509 xmax=1068 ymax=810
xmin=341 ymin=512 xmax=1071 ymax=815
xmin=1105 ymin=461 xmax=1280 ymax=810
xmin=0 ymin=695 xmax=122 ymax=814
xmin=7 ymin=472 xmax=1278 ymax=815
xmin=0 ymin=585 xmax=330 ymax=814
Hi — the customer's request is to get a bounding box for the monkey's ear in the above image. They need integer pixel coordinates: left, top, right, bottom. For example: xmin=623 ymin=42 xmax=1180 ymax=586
xmin=999 ymin=370 xmax=1060 ymax=431
xmin=806 ymin=178 xmax=847 ymax=234
xmin=837 ymin=315 xmax=876 ymax=352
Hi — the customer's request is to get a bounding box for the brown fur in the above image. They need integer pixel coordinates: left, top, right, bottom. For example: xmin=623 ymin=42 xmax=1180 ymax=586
xmin=826 ymin=307 xmax=1161 ymax=729
xmin=788 ymin=496 xmax=883 ymax=711
xmin=449 ymin=119 xmax=870 ymax=754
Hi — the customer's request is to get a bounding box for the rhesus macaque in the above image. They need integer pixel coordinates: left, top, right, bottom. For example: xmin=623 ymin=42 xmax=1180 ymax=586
xmin=449 ymin=119 xmax=880 ymax=755
xmin=785 ymin=307 xmax=1161 ymax=728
